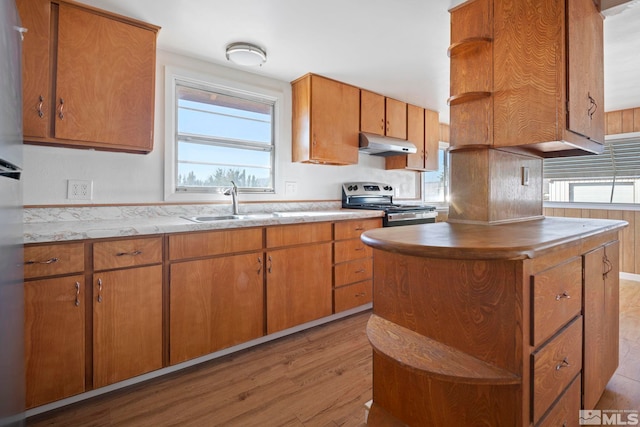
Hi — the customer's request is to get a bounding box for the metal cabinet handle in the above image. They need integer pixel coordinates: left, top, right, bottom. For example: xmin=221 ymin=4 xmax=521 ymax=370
xmin=555 ymin=291 xmax=571 ymax=301
xmin=355 ymin=292 xmax=366 ymax=297
xmin=58 ymin=98 xmax=64 ymax=120
xmin=257 ymin=257 xmax=262 ymax=275
xmin=555 ymin=357 xmax=570 ymax=371
xmin=355 ymin=226 xmax=364 ymax=231
xmin=14 ymin=26 xmax=28 ymax=41
xmin=25 ymin=257 xmax=59 ymax=265
xmin=380 ymin=118 xmax=384 ymax=131
xmin=75 ymin=281 xmax=80 ymax=307
xmin=603 ymin=255 xmax=613 ymax=279
xmin=37 ymin=96 xmax=44 ymax=118
xmin=355 ymin=269 xmax=366 ymax=274
xmin=588 ymin=92 xmax=597 ymax=120
xmin=116 ymin=250 xmax=143 ymax=257
xmin=267 ymin=256 xmax=272 ymax=274
xmin=355 ymin=247 xmax=365 ymax=251
xmin=97 ymin=278 xmax=103 ymax=303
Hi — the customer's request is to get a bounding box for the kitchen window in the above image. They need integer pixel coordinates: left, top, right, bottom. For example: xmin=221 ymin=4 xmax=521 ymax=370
xmin=165 ymin=69 xmax=278 ymax=199
xmin=544 ymin=134 xmax=640 ymax=204
xmin=423 ymin=143 xmax=449 ymax=204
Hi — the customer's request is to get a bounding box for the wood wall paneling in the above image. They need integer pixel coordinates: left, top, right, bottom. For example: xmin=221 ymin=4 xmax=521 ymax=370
xmin=605 ymin=107 xmax=640 ymax=134
xmin=545 ymin=207 xmax=637 ymax=274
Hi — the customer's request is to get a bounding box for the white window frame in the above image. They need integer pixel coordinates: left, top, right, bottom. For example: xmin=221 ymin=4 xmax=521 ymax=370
xmin=164 ymin=65 xmax=283 ymax=202
xmin=422 ymin=141 xmax=450 ymax=206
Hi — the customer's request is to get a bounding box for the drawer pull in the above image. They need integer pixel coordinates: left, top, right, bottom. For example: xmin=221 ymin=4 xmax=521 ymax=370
xmin=355 ymin=247 xmax=365 ymax=251
xmin=116 ymin=250 xmax=143 ymax=257
xmin=355 ymin=269 xmax=366 ymax=274
xmin=555 ymin=357 xmax=570 ymax=371
xmin=97 ymin=278 xmax=103 ymax=303
xmin=355 ymin=226 xmax=365 ymax=231
xmin=75 ymin=282 xmax=80 ymax=307
xmin=25 ymin=257 xmax=59 ymax=265
xmin=555 ymin=291 xmax=571 ymax=301
xmin=355 ymin=292 xmax=366 ymax=297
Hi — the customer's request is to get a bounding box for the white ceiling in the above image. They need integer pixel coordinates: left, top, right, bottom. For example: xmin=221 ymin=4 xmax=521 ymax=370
xmin=76 ymin=0 xmax=640 ymax=123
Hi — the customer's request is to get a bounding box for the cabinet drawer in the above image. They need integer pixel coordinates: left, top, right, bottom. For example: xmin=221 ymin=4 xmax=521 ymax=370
xmin=334 ymin=280 xmax=372 ymax=312
xmin=532 ymin=316 xmax=583 ymax=424
xmin=169 ymin=228 xmax=263 ymax=260
xmin=334 ymin=218 xmax=381 ymax=240
xmin=537 ymin=374 xmax=581 ymax=427
xmin=266 ymin=222 xmax=332 ymax=248
xmin=334 ymin=238 xmax=372 ymax=263
xmin=94 ymin=237 xmax=162 ymax=271
xmin=531 ymin=257 xmax=582 ymax=346
xmin=334 ymin=258 xmax=373 ymax=287
xmin=24 ymin=243 xmax=84 ymax=279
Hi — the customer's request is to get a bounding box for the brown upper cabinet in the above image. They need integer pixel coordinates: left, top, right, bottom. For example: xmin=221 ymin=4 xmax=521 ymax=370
xmin=448 ymin=0 xmax=604 ymax=157
xmin=360 ymin=90 xmax=407 ymax=139
xmin=292 ymin=73 xmax=360 ymax=165
xmin=386 ymin=105 xmax=439 ymax=171
xmin=17 ymin=0 xmax=160 ymax=153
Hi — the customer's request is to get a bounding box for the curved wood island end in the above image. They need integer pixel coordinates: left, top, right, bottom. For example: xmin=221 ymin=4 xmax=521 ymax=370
xmin=361 ymin=217 xmax=627 ymax=426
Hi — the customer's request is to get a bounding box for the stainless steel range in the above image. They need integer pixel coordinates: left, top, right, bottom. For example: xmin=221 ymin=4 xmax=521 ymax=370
xmin=342 ymin=182 xmax=438 ymax=227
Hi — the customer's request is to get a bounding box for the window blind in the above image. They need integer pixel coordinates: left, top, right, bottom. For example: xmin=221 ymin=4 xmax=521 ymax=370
xmin=544 ymin=135 xmax=640 ymax=180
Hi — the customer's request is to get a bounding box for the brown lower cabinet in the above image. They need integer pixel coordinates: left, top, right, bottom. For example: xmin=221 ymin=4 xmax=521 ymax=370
xmin=92 ymin=265 xmax=163 ymax=388
xmin=169 ymin=252 xmax=264 ymax=365
xmin=266 ymin=243 xmax=333 ymax=334
xmin=24 ymin=219 xmax=379 ymax=408
xmin=24 ymin=275 xmax=85 ymax=408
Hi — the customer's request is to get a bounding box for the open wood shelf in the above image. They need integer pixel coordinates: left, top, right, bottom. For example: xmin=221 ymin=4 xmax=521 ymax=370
xmin=447 ymin=91 xmax=492 ymax=106
xmin=447 ymin=36 xmax=492 ymax=57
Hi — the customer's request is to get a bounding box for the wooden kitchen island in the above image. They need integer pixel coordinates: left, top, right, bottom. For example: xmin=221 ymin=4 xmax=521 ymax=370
xmin=361 ymin=217 xmax=627 ymax=427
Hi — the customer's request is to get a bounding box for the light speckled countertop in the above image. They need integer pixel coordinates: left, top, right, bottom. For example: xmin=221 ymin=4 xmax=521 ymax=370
xmin=23 ymin=202 xmax=384 ymax=243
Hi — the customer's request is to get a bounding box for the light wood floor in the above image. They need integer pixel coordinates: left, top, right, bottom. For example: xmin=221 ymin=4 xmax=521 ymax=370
xmin=27 ymin=279 xmax=640 ymax=427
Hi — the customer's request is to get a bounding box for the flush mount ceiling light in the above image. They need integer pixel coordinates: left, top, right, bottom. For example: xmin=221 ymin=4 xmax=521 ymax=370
xmin=225 ymin=42 xmax=267 ymax=66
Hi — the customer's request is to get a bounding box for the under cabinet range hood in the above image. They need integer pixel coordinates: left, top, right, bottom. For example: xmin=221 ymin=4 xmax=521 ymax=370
xmin=358 ymin=132 xmax=417 ymax=156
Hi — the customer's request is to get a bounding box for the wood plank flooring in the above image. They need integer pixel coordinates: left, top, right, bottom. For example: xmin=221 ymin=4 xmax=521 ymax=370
xmin=27 ymin=278 xmax=640 ymax=427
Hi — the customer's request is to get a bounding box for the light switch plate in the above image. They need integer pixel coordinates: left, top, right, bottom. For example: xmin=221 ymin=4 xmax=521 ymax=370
xmin=67 ymin=180 xmax=93 ymax=200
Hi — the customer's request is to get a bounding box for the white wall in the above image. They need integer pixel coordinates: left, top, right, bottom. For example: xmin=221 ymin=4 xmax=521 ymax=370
xmin=23 ymin=50 xmax=421 ymax=206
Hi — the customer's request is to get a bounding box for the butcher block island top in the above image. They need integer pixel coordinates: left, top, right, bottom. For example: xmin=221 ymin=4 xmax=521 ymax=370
xmin=360 ymin=216 xmax=627 ymax=427
xmin=361 ymin=216 xmax=627 ymax=260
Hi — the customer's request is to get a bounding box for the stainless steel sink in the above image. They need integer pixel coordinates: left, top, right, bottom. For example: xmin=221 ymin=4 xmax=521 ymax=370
xmin=182 ymin=213 xmax=276 ymax=223
xmin=183 ymin=211 xmax=338 ymax=223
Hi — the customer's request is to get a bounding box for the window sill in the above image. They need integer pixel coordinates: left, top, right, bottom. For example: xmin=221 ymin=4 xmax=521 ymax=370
xmin=544 ymin=201 xmax=640 ymax=212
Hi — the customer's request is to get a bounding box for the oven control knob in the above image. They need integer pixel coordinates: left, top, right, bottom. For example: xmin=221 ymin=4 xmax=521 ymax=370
xmin=347 ymin=185 xmax=353 ymax=191
xmin=385 ymin=185 xmax=392 ymax=191
xmin=353 ymin=185 xmax=358 ymax=191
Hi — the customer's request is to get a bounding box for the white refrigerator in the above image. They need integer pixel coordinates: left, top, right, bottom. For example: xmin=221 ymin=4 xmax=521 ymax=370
xmin=0 ymin=0 xmax=25 ymax=425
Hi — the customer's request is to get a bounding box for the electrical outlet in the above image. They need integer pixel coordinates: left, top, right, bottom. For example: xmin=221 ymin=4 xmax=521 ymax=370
xmin=67 ymin=180 xmax=93 ymax=200
xmin=285 ymin=181 xmax=297 ymax=195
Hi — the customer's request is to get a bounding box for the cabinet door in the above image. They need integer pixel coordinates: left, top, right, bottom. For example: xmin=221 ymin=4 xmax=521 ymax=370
xmin=169 ymin=253 xmax=265 ymax=365
xmin=54 ymin=4 xmax=156 ymax=151
xmin=266 ymin=243 xmax=332 ymax=334
xmin=583 ymin=240 xmax=620 ymax=409
xmin=93 ymin=265 xmax=163 ymax=388
xmin=24 ymin=276 xmax=85 ymax=408
xmin=566 ymin=0 xmax=604 ymax=144
xmin=309 ymin=75 xmax=359 ymax=164
xmin=16 ymin=0 xmax=51 ymax=138
xmin=361 ymin=90 xmax=385 ymax=135
xmin=406 ymin=104 xmax=425 ymax=169
xmin=424 ymin=109 xmax=439 ymax=171
xmin=385 ymin=98 xmax=407 ymax=139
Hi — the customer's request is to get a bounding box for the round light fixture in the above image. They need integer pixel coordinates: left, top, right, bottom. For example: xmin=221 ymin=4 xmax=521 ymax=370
xmin=225 ymin=42 xmax=267 ymax=66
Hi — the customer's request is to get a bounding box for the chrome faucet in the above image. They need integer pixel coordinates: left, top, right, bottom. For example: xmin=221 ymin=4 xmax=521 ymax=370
xmin=223 ymin=180 xmax=239 ymax=215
